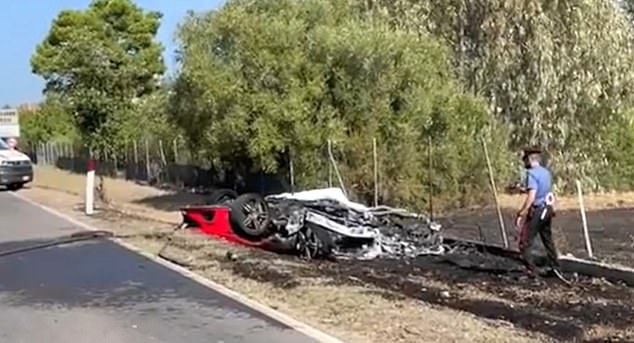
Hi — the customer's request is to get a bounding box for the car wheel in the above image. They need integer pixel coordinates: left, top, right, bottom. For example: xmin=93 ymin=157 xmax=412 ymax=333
xmin=206 ymin=188 xmax=238 ymax=205
xmin=229 ymin=193 xmax=272 ymax=240
xmin=300 ymin=223 xmax=335 ymax=259
xmin=7 ymin=183 xmax=23 ymax=191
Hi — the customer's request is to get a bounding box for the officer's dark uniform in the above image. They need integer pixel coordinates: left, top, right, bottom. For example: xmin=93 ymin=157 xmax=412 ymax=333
xmin=517 ymin=148 xmax=561 ymax=276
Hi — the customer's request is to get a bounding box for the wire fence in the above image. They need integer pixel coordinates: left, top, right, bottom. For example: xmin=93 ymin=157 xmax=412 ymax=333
xmin=29 ymin=137 xmax=198 ymax=188
xmin=24 ymin=137 xmax=634 ymax=268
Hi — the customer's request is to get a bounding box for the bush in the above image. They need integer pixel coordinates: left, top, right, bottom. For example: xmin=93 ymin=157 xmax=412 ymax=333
xmin=20 ymin=95 xmax=78 ymax=146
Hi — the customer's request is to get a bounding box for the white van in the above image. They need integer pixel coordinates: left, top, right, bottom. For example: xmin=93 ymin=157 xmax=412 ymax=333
xmin=0 ymin=138 xmax=33 ymax=190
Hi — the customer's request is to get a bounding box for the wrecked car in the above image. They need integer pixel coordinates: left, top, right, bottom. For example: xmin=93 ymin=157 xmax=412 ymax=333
xmin=181 ymin=187 xmax=444 ymax=260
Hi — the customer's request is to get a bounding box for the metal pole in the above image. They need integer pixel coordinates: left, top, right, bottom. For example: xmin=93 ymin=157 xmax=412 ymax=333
xmin=327 ymin=140 xmax=333 ymax=188
xmin=173 ymin=138 xmax=179 ymax=163
xmin=289 ymin=148 xmax=295 ymax=194
xmin=133 ymin=140 xmax=139 ymax=178
xmin=428 ymin=136 xmax=434 ymax=221
xmin=144 ymin=139 xmax=150 ymax=181
xmin=327 ymin=139 xmax=347 ymax=197
xmin=373 ymin=137 xmax=378 ymax=207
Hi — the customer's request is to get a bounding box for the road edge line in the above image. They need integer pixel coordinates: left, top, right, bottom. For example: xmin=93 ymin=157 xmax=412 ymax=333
xmin=10 ymin=191 xmax=346 ymax=343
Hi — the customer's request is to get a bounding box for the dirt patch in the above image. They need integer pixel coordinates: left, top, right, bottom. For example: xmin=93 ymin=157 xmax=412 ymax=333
xmin=31 ymin=166 xmax=202 ymax=223
xmin=21 ymin=166 xmax=634 ymax=342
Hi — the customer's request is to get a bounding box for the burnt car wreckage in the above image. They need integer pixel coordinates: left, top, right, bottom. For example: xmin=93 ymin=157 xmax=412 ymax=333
xmin=181 ymin=187 xmax=444 ymax=260
xmin=180 ymin=187 xmax=539 ymax=275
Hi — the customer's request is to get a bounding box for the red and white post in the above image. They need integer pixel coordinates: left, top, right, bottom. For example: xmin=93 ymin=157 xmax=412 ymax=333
xmin=85 ymin=159 xmax=96 ymax=215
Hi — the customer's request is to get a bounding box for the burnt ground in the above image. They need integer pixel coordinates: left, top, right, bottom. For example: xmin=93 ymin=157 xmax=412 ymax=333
xmin=22 ymin=174 xmax=634 ymax=343
xmin=437 ymin=206 xmax=634 ymax=268
xmin=110 ymin=204 xmax=634 ymax=342
xmin=210 ymin=242 xmax=634 ymax=343
xmin=184 ymin=205 xmax=634 ymax=343
xmin=330 ymin=258 xmax=633 ymax=342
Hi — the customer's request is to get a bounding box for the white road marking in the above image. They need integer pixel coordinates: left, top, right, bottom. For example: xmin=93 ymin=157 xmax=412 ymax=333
xmin=9 ymin=191 xmax=346 ymax=343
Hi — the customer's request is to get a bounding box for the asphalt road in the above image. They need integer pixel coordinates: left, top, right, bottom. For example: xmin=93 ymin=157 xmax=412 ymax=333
xmin=0 ymin=191 xmax=321 ymax=343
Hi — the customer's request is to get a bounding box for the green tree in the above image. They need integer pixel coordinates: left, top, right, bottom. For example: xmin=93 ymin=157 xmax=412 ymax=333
xmin=30 ymin=0 xmax=166 ymax=158
xmin=20 ymin=95 xmax=78 ymax=146
xmin=363 ymin=0 xmax=634 ymax=192
xmin=171 ymin=0 xmax=509 ymax=210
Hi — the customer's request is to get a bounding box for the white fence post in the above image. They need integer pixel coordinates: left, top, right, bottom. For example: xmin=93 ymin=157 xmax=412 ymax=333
xmin=576 ymin=179 xmax=593 ymax=258
xmin=85 ymin=159 xmax=95 ymax=215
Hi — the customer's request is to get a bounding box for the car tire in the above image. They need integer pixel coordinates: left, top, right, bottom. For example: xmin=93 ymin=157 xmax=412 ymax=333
xmin=206 ymin=188 xmax=238 ymax=205
xmin=7 ymin=183 xmax=23 ymax=191
xmin=301 ymin=223 xmax=335 ymax=259
xmin=229 ymin=193 xmax=272 ymax=240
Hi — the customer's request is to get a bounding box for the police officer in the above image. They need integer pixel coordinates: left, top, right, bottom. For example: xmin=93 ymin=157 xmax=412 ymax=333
xmin=516 ymin=146 xmax=562 ymax=278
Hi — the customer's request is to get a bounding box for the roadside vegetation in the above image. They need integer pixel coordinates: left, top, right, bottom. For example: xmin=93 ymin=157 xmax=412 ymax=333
xmin=18 ymin=2 xmax=634 ymax=341
xmin=23 ymin=0 xmax=634 ymax=211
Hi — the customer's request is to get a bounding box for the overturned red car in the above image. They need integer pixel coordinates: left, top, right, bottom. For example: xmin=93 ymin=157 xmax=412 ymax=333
xmin=179 ymin=188 xmax=444 ymax=260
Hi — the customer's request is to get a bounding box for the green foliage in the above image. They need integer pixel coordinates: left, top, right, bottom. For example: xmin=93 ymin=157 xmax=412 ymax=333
xmin=171 ymin=0 xmax=508 ymax=209
xmin=30 ymin=0 xmax=634 ymax=210
xmin=19 ymin=96 xmax=78 ymax=145
xmin=30 ymin=0 xmax=166 ymax=155
xmin=594 ymin=110 xmax=634 ymax=190
xmin=363 ymin=0 xmax=634 ymax=192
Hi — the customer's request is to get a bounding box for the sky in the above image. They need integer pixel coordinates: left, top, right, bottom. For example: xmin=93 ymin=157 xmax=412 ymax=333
xmin=0 ymin=0 xmax=225 ymax=107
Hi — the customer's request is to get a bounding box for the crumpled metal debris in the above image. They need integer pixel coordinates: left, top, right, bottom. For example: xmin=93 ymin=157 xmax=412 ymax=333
xmin=264 ymin=188 xmax=444 ymax=260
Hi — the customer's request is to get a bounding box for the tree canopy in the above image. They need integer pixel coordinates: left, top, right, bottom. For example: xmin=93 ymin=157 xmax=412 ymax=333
xmin=170 ymin=0 xmax=509 ymax=208
xmin=19 ymin=94 xmax=78 ymax=145
xmin=363 ymin=0 xmax=634 ymax=190
xmin=25 ymin=0 xmax=634 ymax=210
xmin=31 ymin=0 xmax=165 ymax=155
